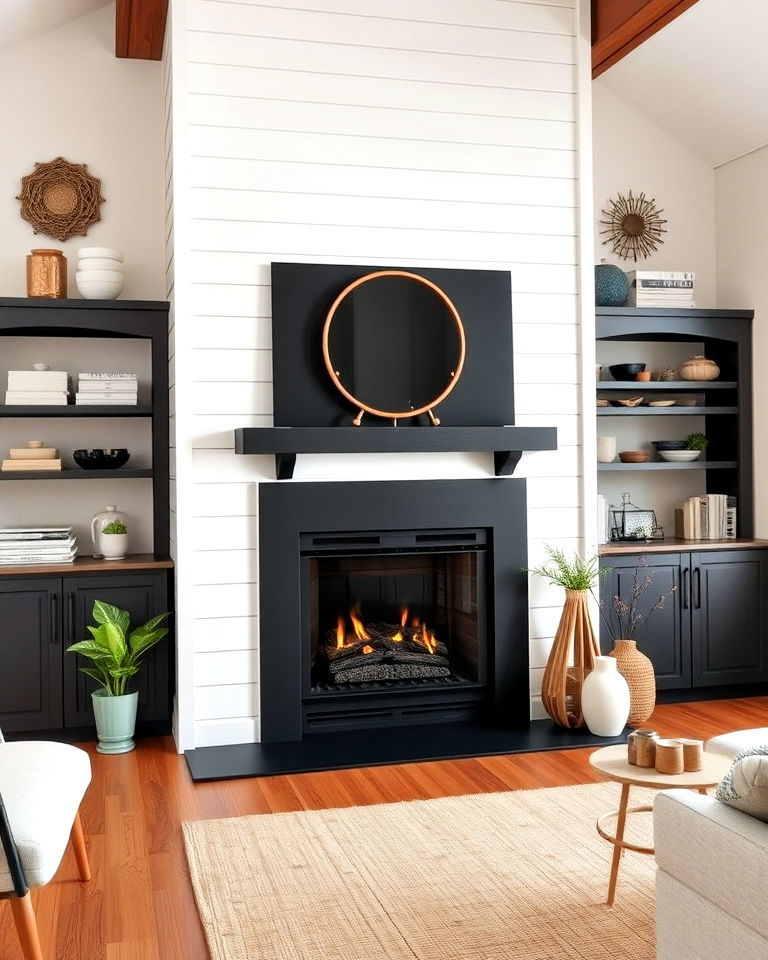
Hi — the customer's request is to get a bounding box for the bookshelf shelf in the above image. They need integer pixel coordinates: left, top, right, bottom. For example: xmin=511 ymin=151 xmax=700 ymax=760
xmin=0 ymin=405 xmax=152 ymax=418
xmin=597 ymin=406 xmax=737 ymax=416
xmin=597 ymin=461 xmax=737 ymax=472
xmin=0 ymin=468 xmax=152 ymax=480
xmin=597 ymin=380 xmax=737 ymax=391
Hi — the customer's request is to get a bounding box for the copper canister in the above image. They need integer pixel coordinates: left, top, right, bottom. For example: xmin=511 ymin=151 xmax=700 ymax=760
xmin=26 ymin=249 xmax=67 ymax=298
xmin=627 ymin=729 xmax=658 ymax=767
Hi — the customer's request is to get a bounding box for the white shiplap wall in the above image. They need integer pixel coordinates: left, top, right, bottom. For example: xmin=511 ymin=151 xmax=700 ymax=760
xmin=166 ymin=0 xmax=591 ymax=750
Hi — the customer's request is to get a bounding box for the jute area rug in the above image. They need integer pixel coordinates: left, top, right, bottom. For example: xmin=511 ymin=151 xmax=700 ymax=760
xmin=183 ymin=782 xmax=656 ymax=960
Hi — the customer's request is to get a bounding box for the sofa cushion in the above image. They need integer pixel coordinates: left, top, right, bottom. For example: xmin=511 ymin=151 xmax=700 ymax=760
xmin=0 ymin=741 xmax=91 ymax=892
xmin=654 ymin=789 xmax=768 ymax=940
xmin=707 ymin=727 xmax=768 ymax=758
xmin=717 ymin=750 xmax=768 ymax=823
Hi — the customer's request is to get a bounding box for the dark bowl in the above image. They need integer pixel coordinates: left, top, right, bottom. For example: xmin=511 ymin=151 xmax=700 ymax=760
xmin=73 ymin=448 xmax=131 ymax=470
xmin=609 ymin=363 xmax=646 ymax=381
xmin=652 ymin=440 xmax=688 ymax=451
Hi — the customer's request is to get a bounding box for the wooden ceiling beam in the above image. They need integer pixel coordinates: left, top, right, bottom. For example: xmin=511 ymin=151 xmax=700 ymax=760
xmin=116 ymin=0 xmax=168 ymax=60
xmin=592 ymin=0 xmax=701 ymax=78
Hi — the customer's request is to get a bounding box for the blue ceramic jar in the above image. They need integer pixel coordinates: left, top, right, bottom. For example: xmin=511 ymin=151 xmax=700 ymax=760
xmin=595 ymin=262 xmax=629 ymax=306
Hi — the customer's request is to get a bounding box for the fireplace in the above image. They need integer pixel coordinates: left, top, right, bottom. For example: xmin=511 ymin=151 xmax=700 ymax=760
xmin=303 ymin=528 xmax=488 ymax=731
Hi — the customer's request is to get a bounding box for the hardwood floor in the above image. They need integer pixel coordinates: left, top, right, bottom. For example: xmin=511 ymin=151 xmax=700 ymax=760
xmin=1 ymin=696 xmax=765 ymax=959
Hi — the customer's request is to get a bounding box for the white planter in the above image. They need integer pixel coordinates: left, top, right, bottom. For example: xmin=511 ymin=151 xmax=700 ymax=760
xmin=581 ymin=656 xmax=630 ymax=737
xmin=98 ymin=532 xmax=128 ymax=560
xmin=597 ymin=436 xmax=617 ymax=463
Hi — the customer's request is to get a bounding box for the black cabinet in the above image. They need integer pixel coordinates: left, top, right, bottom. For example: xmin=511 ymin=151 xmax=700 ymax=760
xmin=600 ymin=549 xmax=768 ymax=692
xmin=0 ymin=569 xmax=171 ymax=736
xmin=0 ymin=579 xmax=62 ymax=732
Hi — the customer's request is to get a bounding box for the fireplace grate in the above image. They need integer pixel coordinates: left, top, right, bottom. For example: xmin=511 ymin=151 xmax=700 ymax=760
xmin=311 ymin=672 xmax=475 ymax=696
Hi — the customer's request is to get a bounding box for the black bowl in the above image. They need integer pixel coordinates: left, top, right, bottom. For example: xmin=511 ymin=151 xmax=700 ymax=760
xmin=73 ymin=448 xmax=131 ymax=470
xmin=652 ymin=440 xmax=688 ymax=451
xmin=609 ymin=363 xmax=646 ymax=381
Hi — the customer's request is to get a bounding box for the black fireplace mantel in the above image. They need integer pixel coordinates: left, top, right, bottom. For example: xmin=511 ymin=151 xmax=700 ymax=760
xmin=234 ymin=425 xmax=557 ymax=479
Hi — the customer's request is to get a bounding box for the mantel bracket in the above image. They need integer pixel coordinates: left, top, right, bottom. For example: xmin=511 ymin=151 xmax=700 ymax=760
xmin=494 ymin=451 xmax=523 ymax=476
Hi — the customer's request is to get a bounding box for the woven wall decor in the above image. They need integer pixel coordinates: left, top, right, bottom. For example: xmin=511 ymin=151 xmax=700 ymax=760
xmin=16 ymin=157 xmax=105 ymax=242
xmin=599 ymin=190 xmax=667 ymax=261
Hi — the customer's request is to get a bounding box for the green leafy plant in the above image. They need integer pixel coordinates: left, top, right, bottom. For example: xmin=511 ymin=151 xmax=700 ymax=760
xmin=101 ymin=519 xmax=127 ymax=535
xmin=66 ymin=601 xmax=169 ymax=697
xmin=529 ymin=546 xmax=606 ymax=591
xmin=686 ymin=432 xmax=708 ymax=451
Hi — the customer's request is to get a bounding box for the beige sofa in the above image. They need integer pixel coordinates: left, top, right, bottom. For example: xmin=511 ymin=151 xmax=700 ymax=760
xmin=654 ymin=728 xmax=768 ymax=960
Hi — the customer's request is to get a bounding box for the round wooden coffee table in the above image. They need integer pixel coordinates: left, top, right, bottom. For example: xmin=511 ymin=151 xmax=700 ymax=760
xmin=589 ymin=744 xmax=731 ymax=906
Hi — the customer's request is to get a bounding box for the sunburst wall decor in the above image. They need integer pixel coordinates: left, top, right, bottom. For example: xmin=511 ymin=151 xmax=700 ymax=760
xmin=599 ymin=190 xmax=667 ymax=261
xmin=17 ymin=157 xmax=105 ymax=242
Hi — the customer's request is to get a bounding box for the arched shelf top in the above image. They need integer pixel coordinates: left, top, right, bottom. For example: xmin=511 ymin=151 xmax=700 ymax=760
xmin=0 ymin=298 xmax=169 ymax=340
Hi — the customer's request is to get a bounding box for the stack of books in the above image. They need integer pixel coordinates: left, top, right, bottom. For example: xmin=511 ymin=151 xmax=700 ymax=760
xmin=0 ymin=526 xmax=77 ymax=565
xmin=675 ymin=495 xmax=736 ymax=540
xmin=626 ymin=271 xmax=695 ymax=308
xmin=5 ymin=369 xmax=69 ymax=405
xmin=75 ymin=372 xmax=138 ymax=406
xmin=2 ymin=441 xmax=62 ymax=473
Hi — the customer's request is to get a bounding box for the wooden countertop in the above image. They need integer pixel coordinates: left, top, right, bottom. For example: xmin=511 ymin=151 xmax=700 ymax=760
xmin=0 ymin=554 xmax=173 ymax=577
xmin=600 ymin=538 xmax=768 ymax=556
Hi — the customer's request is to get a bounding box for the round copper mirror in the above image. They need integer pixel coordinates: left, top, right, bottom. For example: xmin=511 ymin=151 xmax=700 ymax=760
xmin=322 ymin=271 xmax=466 ymax=426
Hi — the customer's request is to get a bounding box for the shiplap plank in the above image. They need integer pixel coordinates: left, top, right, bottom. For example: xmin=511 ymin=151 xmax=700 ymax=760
xmin=189 ymin=126 xmax=576 ymax=179
xmin=195 ymin=649 xmax=259 ymax=685
xmin=191 ymin=516 xmax=258 ymax=550
xmin=189 ymin=221 xmax=578 ymax=266
xmin=188 ymin=188 xmax=578 ymax=236
xmin=188 ymin=64 xmax=577 ymax=123
xmin=191 ymin=483 xmax=258 ymax=516
xmin=192 ymin=449 xmax=273 ymax=481
xmin=525 ymin=476 xmax=581 ymax=508
xmin=193 ymin=583 xmax=259 ymax=619
xmin=191 ymin=381 xmax=273 ymax=414
xmin=192 ymin=549 xmax=258 ymax=584
xmin=515 ymin=353 xmax=579 ymax=384
xmin=189 ymin=157 xmax=578 ymax=208
xmin=194 ymin=717 xmax=260 ymax=747
xmin=192 ymin=414 xmax=272 ymax=449
xmin=194 ymin=682 xmax=259 ymax=719
xmin=515 ymin=322 xmax=578 ymax=352
xmin=193 ymin=615 xmax=257 ymax=651
xmin=191 ymin=347 xmax=271 ymax=381
xmin=189 ymin=95 xmax=576 ymax=151
xmin=193 ymin=0 xmax=576 ymax=40
xmin=189 ymin=314 xmax=272 ymax=349
xmin=516 ymin=412 xmax=580 ymax=446
xmin=515 ymin=382 xmax=579 ymax=413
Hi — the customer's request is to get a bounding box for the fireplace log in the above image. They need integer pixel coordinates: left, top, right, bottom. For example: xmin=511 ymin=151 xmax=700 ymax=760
xmin=332 ymin=663 xmax=451 ymax=684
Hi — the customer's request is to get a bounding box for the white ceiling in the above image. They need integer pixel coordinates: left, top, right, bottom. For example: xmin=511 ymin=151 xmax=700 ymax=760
xmin=0 ymin=0 xmax=110 ymax=52
xmin=597 ymin=0 xmax=768 ymax=168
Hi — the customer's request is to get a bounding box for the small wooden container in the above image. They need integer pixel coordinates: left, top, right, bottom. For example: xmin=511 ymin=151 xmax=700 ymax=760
xmin=27 ymin=249 xmax=67 ymax=298
xmin=654 ymin=738 xmax=684 ymax=775
xmin=679 ymin=738 xmax=704 ymax=772
xmin=628 ymin=729 xmax=658 ymax=767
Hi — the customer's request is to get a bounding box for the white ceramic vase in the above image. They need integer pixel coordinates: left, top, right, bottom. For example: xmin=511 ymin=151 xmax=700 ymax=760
xmin=581 ymin=656 xmax=630 ymax=737
xmin=597 ymin=436 xmax=617 ymax=463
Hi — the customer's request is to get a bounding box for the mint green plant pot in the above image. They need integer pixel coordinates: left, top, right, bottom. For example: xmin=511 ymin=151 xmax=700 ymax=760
xmin=92 ymin=689 xmax=139 ymax=754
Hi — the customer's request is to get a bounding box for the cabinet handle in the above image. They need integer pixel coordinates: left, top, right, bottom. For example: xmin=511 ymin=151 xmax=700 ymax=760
xmin=68 ymin=592 xmax=76 ymax=643
xmin=682 ymin=568 xmax=689 ymax=609
xmin=50 ymin=593 xmax=58 ymax=643
xmin=693 ymin=567 xmax=701 ymax=609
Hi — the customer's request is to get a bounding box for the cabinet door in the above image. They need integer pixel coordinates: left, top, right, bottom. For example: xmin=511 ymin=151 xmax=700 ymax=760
xmin=63 ymin=573 xmax=170 ymax=728
xmin=600 ymin=554 xmax=691 ymax=689
xmin=691 ymin=550 xmax=768 ymax=686
xmin=0 ymin=579 xmax=63 ymax=731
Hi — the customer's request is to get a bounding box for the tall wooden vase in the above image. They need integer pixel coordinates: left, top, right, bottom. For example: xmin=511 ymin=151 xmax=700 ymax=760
xmin=541 ymin=589 xmax=600 ymax=728
xmin=608 ymin=639 xmax=656 ymax=726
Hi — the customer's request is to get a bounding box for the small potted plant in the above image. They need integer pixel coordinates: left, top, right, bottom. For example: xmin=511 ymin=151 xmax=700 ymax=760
xmin=98 ymin=518 xmax=128 ymax=559
xmin=686 ymin=432 xmax=709 ymax=460
xmin=67 ymin=600 xmax=169 ymax=753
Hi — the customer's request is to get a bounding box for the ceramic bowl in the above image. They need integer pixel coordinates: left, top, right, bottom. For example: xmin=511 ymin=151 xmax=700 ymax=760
xmin=77 ymin=247 xmax=123 ymax=261
xmin=76 ymin=269 xmax=124 ymax=284
xmin=77 ymin=257 xmax=124 ymax=272
xmin=73 ymin=448 xmax=130 ymax=470
xmin=76 ymin=278 xmax=123 ymax=300
xmin=618 ymin=450 xmax=650 ymax=463
xmin=659 ymin=450 xmax=701 ymax=462
xmin=652 ymin=440 xmax=688 ymax=451
xmin=609 ymin=363 xmax=646 ymax=381
xmin=611 ymin=396 xmax=644 ymax=407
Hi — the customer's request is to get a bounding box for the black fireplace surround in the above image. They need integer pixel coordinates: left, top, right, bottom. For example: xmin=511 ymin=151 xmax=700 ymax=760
xmin=183 ymin=263 xmax=617 ymax=782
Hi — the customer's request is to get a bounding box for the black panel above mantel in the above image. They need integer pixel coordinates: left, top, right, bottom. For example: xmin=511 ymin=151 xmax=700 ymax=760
xmin=234 ymin=425 xmax=557 ymax=480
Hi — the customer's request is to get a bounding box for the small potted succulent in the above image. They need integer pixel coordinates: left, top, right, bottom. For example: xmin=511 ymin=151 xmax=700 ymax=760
xmin=67 ymin=601 xmax=169 ymax=753
xmin=98 ymin=518 xmax=128 ymax=559
xmin=686 ymin=432 xmax=709 ymax=457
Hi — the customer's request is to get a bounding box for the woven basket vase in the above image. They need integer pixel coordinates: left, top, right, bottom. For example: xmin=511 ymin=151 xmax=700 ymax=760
xmin=541 ymin=589 xmax=600 ymax=729
xmin=608 ymin=639 xmax=655 ymax=726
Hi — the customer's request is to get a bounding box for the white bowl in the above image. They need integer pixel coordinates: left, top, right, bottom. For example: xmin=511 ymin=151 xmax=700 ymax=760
xmin=78 ymin=247 xmax=123 ymax=261
xmin=659 ymin=450 xmax=701 ymax=462
xmin=76 ymin=269 xmax=124 ymax=285
xmin=76 ymin=278 xmax=123 ymax=300
xmin=77 ymin=257 xmax=124 ymax=272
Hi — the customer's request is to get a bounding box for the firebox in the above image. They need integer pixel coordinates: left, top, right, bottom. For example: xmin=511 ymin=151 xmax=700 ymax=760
xmin=302 ymin=528 xmax=488 ymax=731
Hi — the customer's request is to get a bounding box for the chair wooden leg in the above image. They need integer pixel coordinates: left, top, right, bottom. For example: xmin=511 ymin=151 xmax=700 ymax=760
xmin=9 ymin=892 xmax=43 ymax=960
xmin=70 ymin=811 xmax=91 ymax=882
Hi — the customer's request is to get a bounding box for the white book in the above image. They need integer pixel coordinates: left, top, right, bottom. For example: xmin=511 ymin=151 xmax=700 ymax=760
xmin=78 ymin=372 xmax=137 ymax=380
xmin=0 ymin=552 xmax=77 ymax=565
xmin=77 ymin=382 xmax=139 ymax=392
xmin=75 ymin=395 xmax=138 ymax=405
xmin=0 ymin=537 xmax=76 ymax=551
xmin=0 ymin=526 xmax=72 ymax=536
xmin=4 ymin=393 xmax=68 ymax=405
xmin=626 ymin=270 xmax=695 ymax=280
xmin=7 ymin=373 xmax=69 ymax=390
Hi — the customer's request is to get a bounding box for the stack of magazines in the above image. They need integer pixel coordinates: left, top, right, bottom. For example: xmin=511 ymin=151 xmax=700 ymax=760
xmin=0 ymin=526 xmax=77 ymax=565
xmin=626 ymin=270 xmax=695 ymax=308
xmin=76 ymin=372 xmax=138 ymax=405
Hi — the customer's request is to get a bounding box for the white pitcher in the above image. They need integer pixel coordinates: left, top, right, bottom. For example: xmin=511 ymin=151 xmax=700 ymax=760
xmin=91 ymin=505 xmax=128 ymax=559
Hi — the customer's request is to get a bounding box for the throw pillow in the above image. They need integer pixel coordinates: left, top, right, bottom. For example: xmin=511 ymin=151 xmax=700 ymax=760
xmin=716 ymin=744 xmax=768 ymax=823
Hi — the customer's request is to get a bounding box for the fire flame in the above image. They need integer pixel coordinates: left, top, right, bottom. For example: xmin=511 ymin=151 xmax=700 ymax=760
xmin=392 ymin=631 xmax=403 ymax=642
xmin=362 ymin=644 xmax=373 ymax=654
xmin=421 ymin=623 xmax=436 ymax=654
xmin=335 ymin=616 xmax=345 ymax=649
xmin=400 ymin=607 xmax=408 ymax=627
xmin=350 ymin=606 xmax=370 ymax=642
